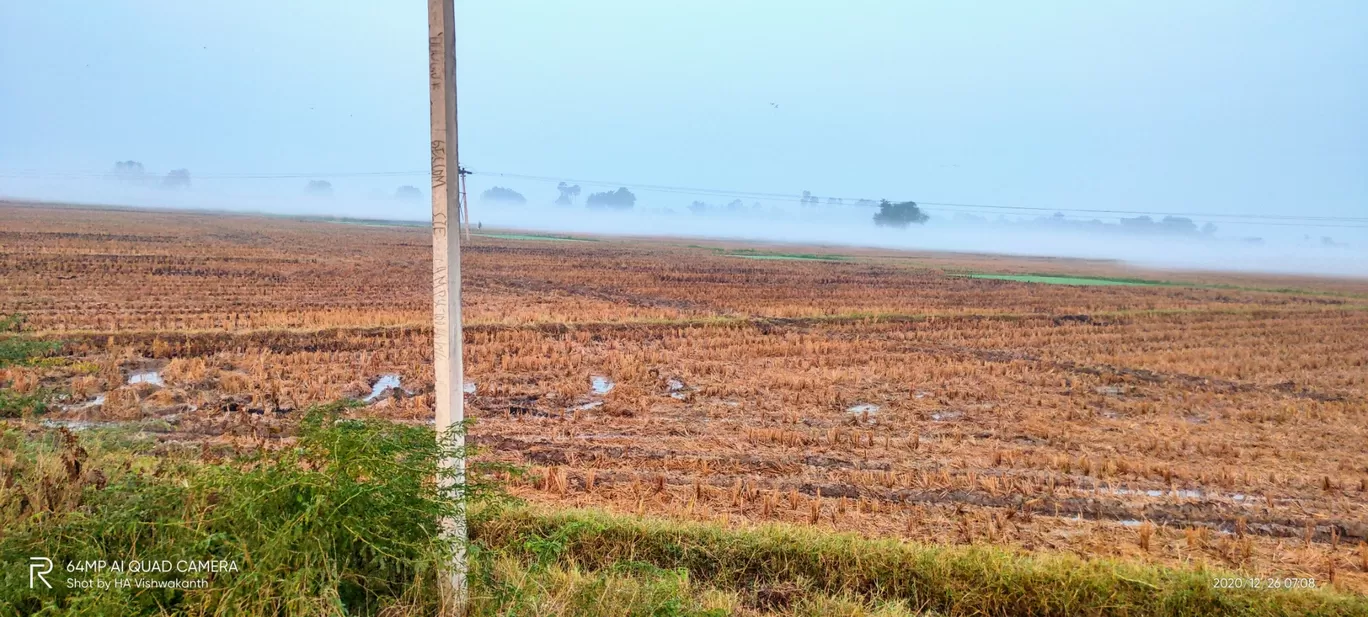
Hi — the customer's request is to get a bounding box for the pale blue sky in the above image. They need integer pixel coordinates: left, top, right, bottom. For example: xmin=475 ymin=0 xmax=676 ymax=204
xmin=2 ymin=1 xmax=1364 ymax=224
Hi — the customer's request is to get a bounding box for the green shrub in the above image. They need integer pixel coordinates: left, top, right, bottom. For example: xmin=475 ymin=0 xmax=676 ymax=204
xmin=0 ymin=314 xmax=59 ymax=368
xmin=474 ymin=507 xmax=1368 ymax=617
xmin=0 ymin=404 xmax=494 ymax=617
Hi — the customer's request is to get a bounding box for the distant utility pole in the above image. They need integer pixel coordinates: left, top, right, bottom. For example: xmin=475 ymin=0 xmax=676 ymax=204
xmin=427 ymin=0 xmax=466 ymax=614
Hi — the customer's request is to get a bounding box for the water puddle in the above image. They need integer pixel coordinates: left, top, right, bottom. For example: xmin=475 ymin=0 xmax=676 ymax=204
xmin=847 ymin=403 xmax=880 ymax=415
xmin=666 ymin=378 xmax=692 ymax=400
xmin=62 ymin=394 xmax=106 ymax=411
xmin=571 ymin=401 xmax=604 ymax=412
xmin=463 ymin=381 xmax=477 ymax=394
xmin=930 ymin=410 xmax=963 ymax=422
xmin=1112 ymin=487 xmax=1202 ymax=499
xmin=847 ymin=403 xmax=879 ymax=425
xmin=1108 ymin=486 xmax=1256 ymax=501
xmin=591 ymin=376 xmax=615 ymax=395
xmin=41 ymin=419 xmax=123 ymax=432
xmin=128 ymin=371 xmax=164 ymax=387
xmin=364 ymin=374 xmax=404 ymax=403
xmin=1118 ymin=519 xmax=1145 ymax=528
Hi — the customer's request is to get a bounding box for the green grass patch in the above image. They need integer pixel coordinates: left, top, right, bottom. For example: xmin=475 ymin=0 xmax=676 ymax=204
xmin=964 ymin=273 xmax=1168 ymax=287
xmin=472 ymin=506 xmax=1368 ymax=617
xmin=958 ymin=274 xmax=1368 ymax=301
xmin=0 ymin=389 xmax=55 ymax=418
xmin=0 ymin=404 xmax=492 ymax=616
xmin=0 ymin=314 xmax=61 ymax=418
xmin=0 ymin=418 xmax=916 ymax=617
xmin=0 ymin=315 xmax=60 ymax=368
xmin=475 ymin=232 xmax=595 ymax=242
xmin=7 ymin=414 xmax=1365 ymax=616
xmin=726 ymin=249 xmax=849 ymax=262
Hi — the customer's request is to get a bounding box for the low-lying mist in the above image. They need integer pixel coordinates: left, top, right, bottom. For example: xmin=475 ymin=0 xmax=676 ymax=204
xmin=4 ymin=177 xmax=1365 ymax=279
xmin=478 ymin=202 xmax=1368 ymax=278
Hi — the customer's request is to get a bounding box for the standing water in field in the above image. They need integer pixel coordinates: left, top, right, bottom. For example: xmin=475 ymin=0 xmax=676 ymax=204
xmin=667 ymin=378 xmax=695 ymax=400
xmin=41 ymin=419 xmax=121 ymax=432
xmin=591 ymin=376 xmax=615 ymax=395
xmin=128 ymin=370 xmax=164 ymax=387
xmin=63 ymin=393 xmax=106 ymax=411
xmin=364 ymin=374 xmax=403 ymax=403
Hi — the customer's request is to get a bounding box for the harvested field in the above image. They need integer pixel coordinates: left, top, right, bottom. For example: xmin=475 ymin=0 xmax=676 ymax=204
xmin=963 ymin=273 xmax=1166 ymax=286
xmin=4 ymin=201 xmax=1368 ymax=593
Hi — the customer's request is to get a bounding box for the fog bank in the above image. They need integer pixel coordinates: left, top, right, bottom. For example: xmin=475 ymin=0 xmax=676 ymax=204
xmin=4 ymin=178 xmax=1365 ymax=279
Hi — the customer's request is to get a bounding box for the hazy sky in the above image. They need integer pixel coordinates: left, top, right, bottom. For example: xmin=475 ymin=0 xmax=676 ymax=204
xmin=2 ymin=1 xmax=1365 ymax=225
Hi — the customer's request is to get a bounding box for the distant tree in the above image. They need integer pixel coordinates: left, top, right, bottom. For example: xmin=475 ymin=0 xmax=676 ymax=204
xmin=726 ymin=199 xmax=743 ymax=211
xmin=1160 ymin=216 xmax=1198 ymax=234
xmin=799 ymin=190 xmax=820 ymax=206
xmin=395 ymin=185 xmax=422 ymax=201
xmin=1201 ymin=222 xmax=1218 ymax=235
xmin=113 ymin=161 xmax=145 ymax=183
xmin=162 ymin=169 xmax=191 ymax=189
xmin=1119 ymin=216 xmax=1154 ymax=232
xmin=480 ymin=186 xmax=526 ymax=204
xmin=555 ymin=182 xmax=582 ymax=205
xmin=585 ymin=187 xmax=636 ymax=209
xmin=1120 ymin=215 xmax=1204 ymax=236
xmin=872 ymin=199 xmax=929 ymax=228
xmin=305 ymin=180 xmax=333 ymax=196
xmin=688 ymin=201 xmax=709 ymax=214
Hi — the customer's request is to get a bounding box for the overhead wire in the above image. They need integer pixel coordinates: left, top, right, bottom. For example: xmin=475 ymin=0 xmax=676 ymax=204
xmin=4 ymin=167 xmax=1366 ymax=228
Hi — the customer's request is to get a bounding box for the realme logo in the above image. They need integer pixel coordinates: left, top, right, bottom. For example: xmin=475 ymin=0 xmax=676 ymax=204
xmin=30 ymin=557 xmax=52 ymax=589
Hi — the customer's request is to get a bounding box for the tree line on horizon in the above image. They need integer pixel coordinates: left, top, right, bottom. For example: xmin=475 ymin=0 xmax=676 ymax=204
xmin=481 ymin=183 xmax=932 ymax=229
xmin=112 ymin=161 xmax=190 ymax=190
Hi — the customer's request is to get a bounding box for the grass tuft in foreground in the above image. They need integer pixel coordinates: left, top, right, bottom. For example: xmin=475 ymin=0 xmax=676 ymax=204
xmin=4 ymin=415 xmax=1365 ymax=616
xmin=472 ymin=506 xmax=1368 ymax=617
xmin=0 ymin=405 xmax=487 ymax=616
xmin=0 ymin=314 xmax=61 ymax=417
xmin=0 ymin=315 xmax=61 ymax=368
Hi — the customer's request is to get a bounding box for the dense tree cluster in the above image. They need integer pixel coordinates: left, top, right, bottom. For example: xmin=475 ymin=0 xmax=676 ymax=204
xmin=305 ymin=180 xmax=333 ymax=196
xmin=481 ymin=186 xmax=526 ymax=204
xmin=586 ymin=187 xmax=636 ymax=209
xmin=872 ymin=199 xmax=929 ymax=228
xmin=555 ymin=182 xmax=582 ymax=205
xmin=113 ymin=161 xmax=145 ymax=183
xmin=163 ymin=169 xmax=191 ymax=189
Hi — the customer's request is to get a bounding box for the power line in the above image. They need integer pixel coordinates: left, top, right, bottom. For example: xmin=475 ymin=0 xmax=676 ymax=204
xmin=0 ymin=170 xmax=427 ymax=180
xmin=472 ymin=171 xmax=1368 ymax=227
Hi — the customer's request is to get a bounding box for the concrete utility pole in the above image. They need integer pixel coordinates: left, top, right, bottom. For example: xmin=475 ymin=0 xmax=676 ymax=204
xmin=427 ymin=0 xmax=466 ymax=613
